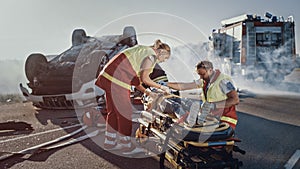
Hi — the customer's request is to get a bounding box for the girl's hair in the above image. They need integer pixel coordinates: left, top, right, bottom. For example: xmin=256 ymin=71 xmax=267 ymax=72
xmin=152 ymin=39 xmax=171 ymax=53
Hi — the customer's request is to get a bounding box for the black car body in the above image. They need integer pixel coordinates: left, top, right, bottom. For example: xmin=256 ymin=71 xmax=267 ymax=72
xmin=20 ymin=26 xmax=137 ymax=109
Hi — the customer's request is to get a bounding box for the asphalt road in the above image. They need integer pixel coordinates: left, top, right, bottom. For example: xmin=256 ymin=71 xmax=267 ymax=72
xmin=235 ymin=93 xmax=300 ymax=169
xmin=0 ymin=83 xmax=299 ymax=169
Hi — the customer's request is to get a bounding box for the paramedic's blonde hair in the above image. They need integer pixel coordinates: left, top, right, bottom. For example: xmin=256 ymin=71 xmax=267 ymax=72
xmin=152 ymin=39 xmax=171 ymax=54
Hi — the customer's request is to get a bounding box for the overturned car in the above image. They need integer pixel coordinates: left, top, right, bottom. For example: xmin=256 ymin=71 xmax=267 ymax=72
xmin=20 ymin=26 xmax=138 ymax=109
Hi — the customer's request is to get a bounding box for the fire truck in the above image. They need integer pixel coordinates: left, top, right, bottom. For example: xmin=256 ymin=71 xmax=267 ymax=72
xmin=210 ymin=12 xmax=297 ymax=84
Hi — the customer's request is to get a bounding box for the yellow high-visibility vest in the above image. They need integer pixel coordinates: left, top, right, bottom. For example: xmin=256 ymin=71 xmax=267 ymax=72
xmin=201 ymin=73 xmax=231 ymax=102
xmin=123 ymin=45 xmax=157 ymax=77
xmin=202 ymin=73 xmax=237 ymax=126
xmin=101 ymin=45 xmax=158 ymax=90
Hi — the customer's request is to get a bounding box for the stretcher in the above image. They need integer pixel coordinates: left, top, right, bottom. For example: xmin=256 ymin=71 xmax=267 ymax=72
xmin=136 ymin=94 xmax=245 ymax=169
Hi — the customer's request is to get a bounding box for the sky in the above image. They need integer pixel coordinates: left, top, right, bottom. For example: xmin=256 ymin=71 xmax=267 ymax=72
xmin=0 ymin=0 xmax=299 ymax=94
xmin=0 ymin=0 xmax=299 ymax=61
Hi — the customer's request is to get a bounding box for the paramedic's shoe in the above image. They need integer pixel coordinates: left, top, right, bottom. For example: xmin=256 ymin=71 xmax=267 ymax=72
xmin=104 ymin=144 xmax=123 ymax=151
xmin=122 ymin=147 xmax=145 ymax=155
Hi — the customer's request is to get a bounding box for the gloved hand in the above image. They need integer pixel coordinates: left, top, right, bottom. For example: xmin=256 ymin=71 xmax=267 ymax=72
xmin=148 ymin=91 xmax=158 ymax=99
xmin=201 ymin=102 xmax=216 ymax=114
xmin=157 ymin=80 xmax=168 ymax=86
xmin=160 ymin=85 xmax=171 ymax=94
xmin=193 ymin=79 xmax=202 ymax=87
xmin=145 ymin=88 xmax=157 ymax=99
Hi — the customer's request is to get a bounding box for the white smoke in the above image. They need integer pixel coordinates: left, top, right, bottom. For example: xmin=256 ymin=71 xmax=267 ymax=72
xmin=257 ymin=39 xmax=296 ymax=75
xmin=161 ymin=41 xmax=300 ymax=95
xmin=238 ymin=40 xmax=300 ymax=95
xmin=160 ymin=40 xmax=233 ymax=84
xmin=1 ymin=41 xmax=298 ymax=96
xmin=161 ymin=41 xmax=219 ymax=82
xmin=0 ymin=59 xmax=27 ymax=94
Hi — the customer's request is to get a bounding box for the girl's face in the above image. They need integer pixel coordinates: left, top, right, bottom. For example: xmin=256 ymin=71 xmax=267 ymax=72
xmin=157 ymin=49 xmax=170 ymax=63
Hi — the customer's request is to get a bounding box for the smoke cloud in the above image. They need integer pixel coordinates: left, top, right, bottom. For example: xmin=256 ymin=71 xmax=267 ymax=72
xmin=161 ymin=41 xmax=300 ymax=96
xmin=0 ymin=41 xmax=299 ymax=96
xmin=0 ymin=59 xmax=27 ymax=95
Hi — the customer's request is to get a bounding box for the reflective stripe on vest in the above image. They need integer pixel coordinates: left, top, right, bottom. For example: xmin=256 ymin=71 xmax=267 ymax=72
xmin=202 ymin=73 xmax=231 ymax=102
xmin=220 ymin=116 xmax=237 ymax=125
xmin=102 ymin=72 xmax=131 ymax=90
xmin=152 ymin=75 xmax=168 ymax=82
xmin=123 ymin=45 xmax=157 ymax=77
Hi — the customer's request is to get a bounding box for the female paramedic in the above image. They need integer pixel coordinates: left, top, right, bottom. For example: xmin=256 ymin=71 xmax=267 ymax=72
xmin=95 ymin=39 xmax=171 ymax=155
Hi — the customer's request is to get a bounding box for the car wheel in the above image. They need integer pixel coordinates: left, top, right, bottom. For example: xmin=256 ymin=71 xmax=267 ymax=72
xmin=121 ymin=26 xmax=137 ymax=47
xmin=25 ymin=53 xmax=48 ymax=82
xmin=72 ymin=29 xmax=87 ymax=46
xmin=73 ymin=50 xmax=108 ymax=91
xmin=97 ymin=51 xmax=109 ymax=75
xmin=85 ymin=50 xmax=108 ymax=79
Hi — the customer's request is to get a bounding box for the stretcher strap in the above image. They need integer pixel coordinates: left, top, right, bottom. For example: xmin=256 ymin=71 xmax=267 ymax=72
xmin=184 ymin=140 xmax=235 ymax=147
xmin=181 ymin=122 xmax=229 ymax=133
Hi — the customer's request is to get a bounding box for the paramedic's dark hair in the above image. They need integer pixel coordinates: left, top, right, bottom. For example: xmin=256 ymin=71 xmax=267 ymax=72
xmin=196 ymin=60 xmax=213 ymax=70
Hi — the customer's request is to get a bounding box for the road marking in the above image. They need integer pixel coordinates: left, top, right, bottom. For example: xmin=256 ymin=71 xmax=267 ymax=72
xmin=0 ymin=124 xmax=81 ymax=144
xmin=284 ymin=149 xmax=300 ymax=169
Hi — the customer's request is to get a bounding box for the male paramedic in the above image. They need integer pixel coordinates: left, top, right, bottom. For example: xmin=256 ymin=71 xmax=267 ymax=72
xmin=162 ymin=60 xmax=239 ymax=129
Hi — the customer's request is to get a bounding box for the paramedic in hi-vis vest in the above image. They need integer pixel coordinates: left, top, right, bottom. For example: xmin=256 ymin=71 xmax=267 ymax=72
xmin=95 ymin=39 xmax=171 ymax=155
xmin=163 ymin=60 xmax=239 ymax=129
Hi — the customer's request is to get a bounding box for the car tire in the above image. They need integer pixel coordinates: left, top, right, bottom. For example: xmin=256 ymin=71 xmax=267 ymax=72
xmin=86 ymin=50 xmax=108 ymax=79
xmin=121 ymin=26 xmax=137 ymax=47
xmin=72 ymin=50 xmax=108 ymax=91
xmin=25 ymin=53 xmax=48 ymax=82
xmin=97 ymin=51 xmax=109 ymax=75
xmin=72 ymin=29 xmax=87 ymax=46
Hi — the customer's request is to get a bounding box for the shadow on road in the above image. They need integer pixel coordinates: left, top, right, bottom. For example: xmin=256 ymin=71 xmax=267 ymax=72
xmin=34 ymin=108 xmax=79 ymax=126
xmin=0 ymin=104 xmax=165 ymax=169
xmin=0 ymin=121 xmax=33 ymax=137
xmin=82 ymin=140 xmax=163 ymax=169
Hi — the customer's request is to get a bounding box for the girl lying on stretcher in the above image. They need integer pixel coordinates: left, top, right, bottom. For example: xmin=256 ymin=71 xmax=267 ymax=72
xmin=143 ymin=93 xmax=218 ymax=128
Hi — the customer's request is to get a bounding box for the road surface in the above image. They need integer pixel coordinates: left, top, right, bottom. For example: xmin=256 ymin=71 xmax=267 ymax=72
xmin=1 ymin=71 xmax=300 ymax=169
